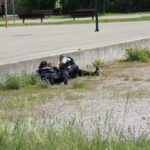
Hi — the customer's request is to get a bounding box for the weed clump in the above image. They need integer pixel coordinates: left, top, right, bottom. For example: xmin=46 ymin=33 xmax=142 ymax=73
xmin=125 ymin=47 xmax=150 ymax=62
xmin=0 ymin=73 xmax=42 ymax=91
xmin=73 ymin=82 xmax=85 ymax=89
xmin=21 ymin=72 xmax=41 ymax=86
xmin=0 ymin=74 xmax=21 ymax=90
xmin=37 ymin=80 xmax=49 ymax=89
xmin=92 ymin=59 xmax=103 ymax=68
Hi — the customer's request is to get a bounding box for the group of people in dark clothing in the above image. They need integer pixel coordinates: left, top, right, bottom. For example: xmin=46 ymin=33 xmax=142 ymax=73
xmin=37 ymin=55 xmax=100 ymax=85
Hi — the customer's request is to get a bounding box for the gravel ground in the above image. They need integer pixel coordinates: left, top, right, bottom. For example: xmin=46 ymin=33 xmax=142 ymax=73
xmin=31 ymin=62 xmax=150 ymax=137
xmin=0 ymin=62 xmax=149 ymax=137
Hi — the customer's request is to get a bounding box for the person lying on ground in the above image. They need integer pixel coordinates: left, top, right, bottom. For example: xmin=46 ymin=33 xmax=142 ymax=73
xmin=37 ymin=61 xmax=68 ymax=85
xmin=59 ymin=55 xmax=100 ymax=78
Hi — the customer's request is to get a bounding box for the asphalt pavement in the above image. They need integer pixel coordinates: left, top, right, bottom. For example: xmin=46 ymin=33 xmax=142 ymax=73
xmin=0 ymin=21 xmax=150 ymax=65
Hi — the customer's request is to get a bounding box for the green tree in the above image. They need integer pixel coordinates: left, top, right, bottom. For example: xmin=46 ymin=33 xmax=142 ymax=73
xmin=17 ymin=0 xmax=55 ymax=13
xmin=16 ymin=0 xmax=150 ymax=14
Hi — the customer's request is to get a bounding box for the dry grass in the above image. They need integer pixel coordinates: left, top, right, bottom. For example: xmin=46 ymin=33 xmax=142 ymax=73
xmin=0 ymin=61 xmax=149 ymax=122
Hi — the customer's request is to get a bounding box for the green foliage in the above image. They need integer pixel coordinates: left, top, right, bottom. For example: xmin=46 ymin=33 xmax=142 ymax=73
xmin=63 ymin=0 xmax=94 ymax=13
xmin=0 ymin=73 xmax=42 ymax=91
xmin=73 ymin=82 xmax=85 ymax=89
xmin=125 ymin=47 xmax=150 ymax=62
xmin=0 ymin=121 xmax=150 ymax=150
xmin=92 ymin=59 xmax=103 ymax=68
xmin=16 ymin=0 xmax=150 ymax=14
xmin=0 ymin=16 xmax=150 ymax=27
xmin=0 ymin=74 xmax=21 ymax=90
xmin=17 ymin=0 xmax=54 ymax=13
xmin=21 ymin=72 xmax=41 ymax=86
xmin=37 ymin=80 xmax=49 ymax=89
xmin=132 ymin=77 xmax=143 ymax=81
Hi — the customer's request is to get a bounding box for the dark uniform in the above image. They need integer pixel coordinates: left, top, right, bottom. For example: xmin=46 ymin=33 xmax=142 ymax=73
xmin=37 ymin=66 xmax=68 ymax=85
xmin=0 ymin=2 xmax=4 ymax=18
xmin=59 ymin=55 xmax=100 ymax=78
xmin=59 ymin=56 xmax=79 ymax=78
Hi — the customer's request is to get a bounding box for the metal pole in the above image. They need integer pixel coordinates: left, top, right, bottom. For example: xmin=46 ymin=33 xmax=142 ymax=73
xmin=95 ymin=0 xmax=99 ymax=32
xmin=4 ymin=0 xmax=8 ymax=28
xmin=12 ymin=0 xmax=15 ymax=24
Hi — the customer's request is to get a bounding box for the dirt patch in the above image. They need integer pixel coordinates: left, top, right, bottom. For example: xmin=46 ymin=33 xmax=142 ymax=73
xmin=0 ymin=61 xmax=150 ymax=136
xmin=29 ymin=62 xmax=150 ymax=136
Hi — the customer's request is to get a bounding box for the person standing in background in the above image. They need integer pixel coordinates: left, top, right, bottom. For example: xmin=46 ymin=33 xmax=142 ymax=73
xmin=0 ymin=0 xmax=5 ymax=18
xmin=54 ymin=0 xmax=62 ymax=15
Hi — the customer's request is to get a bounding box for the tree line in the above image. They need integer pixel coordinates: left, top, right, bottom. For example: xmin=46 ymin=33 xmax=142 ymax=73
xmin=3 ymin=0 xmax=150 ymax=14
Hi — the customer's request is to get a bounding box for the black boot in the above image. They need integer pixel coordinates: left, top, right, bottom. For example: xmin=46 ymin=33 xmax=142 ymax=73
xmin=62 ymin=71 xmax=69 ymax=85
xmin=49 ymin=76 xmax=55 ymax=85
xmin=63 ymin=75 xmax=68 ymax=85
xmin=94 ymin=67 xmax=100 ymax=76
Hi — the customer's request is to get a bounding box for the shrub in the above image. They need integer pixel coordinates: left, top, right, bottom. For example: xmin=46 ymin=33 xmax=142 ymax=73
xmin=125 ymin=47 xmax=150 ymax=62
xmin=92 ymin=59 xmax=103 ymax=68
xmin=0 ymin=73 xmax=42 ymax=91
xmin=2 ymin=74 xmax=21 ymax=90
xmin=21 ymin=72 xmax=41 ymax=86
xmin=29 ymin=73 xmax=41 ymax=85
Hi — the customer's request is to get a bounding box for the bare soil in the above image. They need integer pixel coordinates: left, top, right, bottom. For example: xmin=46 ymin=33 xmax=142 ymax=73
xmin=34 ymin=62 xmax=150 ymax=136
xmin=0 ymin=61 xmax=150 ymax=136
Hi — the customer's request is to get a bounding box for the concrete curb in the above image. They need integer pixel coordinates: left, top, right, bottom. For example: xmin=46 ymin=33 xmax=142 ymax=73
xmin=0 ymin=38 xmax=150 ymax=77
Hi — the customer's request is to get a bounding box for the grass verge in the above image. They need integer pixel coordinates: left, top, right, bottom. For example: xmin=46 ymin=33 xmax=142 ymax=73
xmin=0 ymin=16 xmax=150 ymax=27
xmin=125 ymin=47 xmax=150 ymax=62
xmin=0 ymin=121 xmax=150 ymax=150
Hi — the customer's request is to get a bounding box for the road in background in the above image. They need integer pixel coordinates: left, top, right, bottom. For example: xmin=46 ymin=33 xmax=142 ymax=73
xmin=0 ymin=21 xmax=150 ymax=65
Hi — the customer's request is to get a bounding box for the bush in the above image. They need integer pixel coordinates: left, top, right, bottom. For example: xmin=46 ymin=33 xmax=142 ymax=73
xmin=0 ymin=73 xmax=42 ymax=91
xmin=21 ymin=72 xmax=41 ymax=86
xmin=92 ymin=59 xmax=103 ymax=68
xmin=125 ymin=47 xmax=150 ymax=62
xmin=1 ymin=74 xmax=21 ymax=90
xmin=29 ymin=73 xmax=42 ymax=85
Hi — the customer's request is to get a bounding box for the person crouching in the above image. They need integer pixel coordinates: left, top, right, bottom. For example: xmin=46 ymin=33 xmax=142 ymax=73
xmin=37 ymin=61 xmax=68 ymax=85
xmin=59 ymin=55 xmax=79 ymax=79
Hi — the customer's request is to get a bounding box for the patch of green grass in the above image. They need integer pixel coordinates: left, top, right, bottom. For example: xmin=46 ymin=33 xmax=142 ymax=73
xmin=21 ymin=72 xmax=41 ymax=86
xmin=132 ymin=77 xmax=143 ymax=81
xmin=124 ymin=77 xmax=130 ymax=81
xmin=100 ymin=12 xmax=150 ymax=16
xmin=0 ymin=88 xmax=55 ymax=110
xmin=0 ymin=74 xmax=21 ymax=90
xmin=0 ymin=121 xmax=150 ymax=150
xmin=125 ymin=47 xmax=150 ymax=62
xmin=100 ymin=12 xmax=125 ymax=16
xmin=101 ymin=16 xmax=150 ymax=23
xmin=0 ymin=16 xmax=19 ymax=21
xmin=37 ymin=80 xmax=49 ymax=89
xmin=73 ymin=82 xmax=85 ymax=89
xmin=0 ymin=73 xmax=42 ymax=91
xmin=0 ymin=16 xmax=150 ymax=27
xmin=64 ymin=91 xmax=84 ymax=101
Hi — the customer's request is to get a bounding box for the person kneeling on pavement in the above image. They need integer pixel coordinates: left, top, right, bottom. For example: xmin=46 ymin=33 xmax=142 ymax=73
xmin=37 ymin=61 xmax=68 ymax=85
xmin=59 ymin=55 xmax=100 ymax=78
